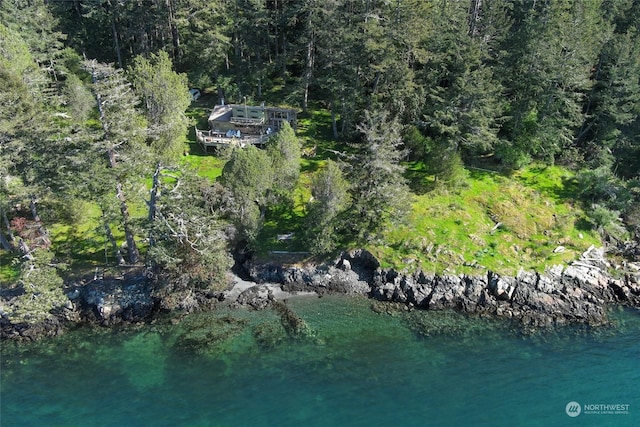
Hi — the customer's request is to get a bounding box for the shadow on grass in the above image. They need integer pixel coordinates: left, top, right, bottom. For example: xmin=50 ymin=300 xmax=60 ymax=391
xmin=574 ymin=217 xmax=595 ymax=233
xmin=467 ymin=167 xmax=504 ymax=181
xmin=256 ymin=204 xmax=308 ymax=254
xmin=186 ymin=140 xmax=211 ymax=156
xmin=403 ymin=161 xmax=437 ymax=195
xmin=301 ymin=158 xmax=322 ymax=174
xmin=53 ymin=228 xmax=107 ymax=268
xmin=297 ymin=109 xmax=334 ymax=141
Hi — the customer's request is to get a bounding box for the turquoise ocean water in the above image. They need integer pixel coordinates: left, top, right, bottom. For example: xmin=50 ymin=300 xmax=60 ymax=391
xmin=1 ymin=295 xmax=639 ymax=427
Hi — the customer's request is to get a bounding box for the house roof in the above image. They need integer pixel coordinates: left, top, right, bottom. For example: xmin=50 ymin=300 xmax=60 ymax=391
xmin=208 ymin=104 xmax=233 ymax=123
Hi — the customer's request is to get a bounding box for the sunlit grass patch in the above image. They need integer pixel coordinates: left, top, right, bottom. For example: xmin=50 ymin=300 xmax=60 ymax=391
xmin=373 ymin=165 xmax=601 ymax=275
xmin=47 ymin=196 xmax=150 ymax=274
xmin=48 ymin=201 xmax=113 ymax=268
xmin=512 ymin=164 xmax=578 ymax=201
xmin=180 ymin=150 xmax=226 ymax=181
xmin=0 ymin=252 xmax=20 ymax=285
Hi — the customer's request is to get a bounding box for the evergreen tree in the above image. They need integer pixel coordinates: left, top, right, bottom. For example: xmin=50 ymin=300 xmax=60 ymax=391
xmin=62 ymin=73 xmax=95 ymax=126
xmin=304 ymin=160 xmax=350 ymax=255
xmin=347 ymin=110 xmax=410 ymax=241
xmin=147 ymin=167 xmax=232 ymax=290
xmin=578 ymin=2 xmax=640 ymax=173
xmin=7 ymin=249 xmax=68 ymax=324
xmin=229 ymin=0 xmax=272 ymax=97
xmin=497 ymin=0 xmax=608 ymax=167
xmin=129 ymin=50 xmax=191 ymax=159
xmin=0 ymin=0 xmax=67 ymax=81
xmin=174 ymin=0 xmax=231 ymax=86
xmin=312 ymin=0 xmax=366 ymax=139
xmin=84 ymin=60 xmax=150 ymax=264
xmin=0 ymin=20 xmax=72 ymax=257
xmin=266 ymin=121 xmax=301 ymax=202
xmin=359 ymin=0 xmax=432 ymax=123
xmin=219 ymin=145 xmax=274 ymax=242
xmin=420 ymin=0 xmax=503 ymax=160
xmin=0 ymin=23 xmax=40 ymax=140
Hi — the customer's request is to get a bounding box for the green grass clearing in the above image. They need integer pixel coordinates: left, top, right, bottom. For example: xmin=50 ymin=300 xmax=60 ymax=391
xmin=371 ymin=165 xmax=600 ymax=275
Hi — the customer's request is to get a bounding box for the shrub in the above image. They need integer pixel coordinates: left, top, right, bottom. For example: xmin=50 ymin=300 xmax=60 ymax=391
xmin=8 ymin=249 xmax=68 ymax=324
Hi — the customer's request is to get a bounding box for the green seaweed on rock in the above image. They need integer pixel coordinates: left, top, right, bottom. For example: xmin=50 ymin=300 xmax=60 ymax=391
xmin=252 ymin=321 xmax=286 ymax=349
xmin=402 ymin=309 xmax=513 ymax=344
xmin=172 ymin=313 xmax=250 ymax=356
xmin=272 ymin=300 xmax=316 ymax=339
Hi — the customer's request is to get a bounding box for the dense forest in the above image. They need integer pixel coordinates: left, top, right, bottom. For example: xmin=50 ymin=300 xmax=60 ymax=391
xmin=1 ymin=0 xmax=639 ymax=323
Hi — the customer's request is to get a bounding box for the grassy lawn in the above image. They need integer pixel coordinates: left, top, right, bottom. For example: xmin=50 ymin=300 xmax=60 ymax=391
xmin=371 ymin=165 xmax=600 ymax=275
xmin=182 ymin=95 xmax=227 ymax=180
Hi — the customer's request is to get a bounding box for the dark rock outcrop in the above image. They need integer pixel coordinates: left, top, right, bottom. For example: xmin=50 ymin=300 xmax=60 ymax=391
xmin=0 ymin=316 xmax=65 ymax=342
xmin=235 ymin=285 xmax=275 ymax=310
xmin=244 ymin=247 xmax=640 ymax=329
xmin=3 ymin=246 xmax=639 ymax=342
xmin=369 ymin=246 xmax=640 ymax=328
xmin=75 ymin=276 xmax=157 ymax=325
xmin=246 ymin=250 xmax=371 ymax=295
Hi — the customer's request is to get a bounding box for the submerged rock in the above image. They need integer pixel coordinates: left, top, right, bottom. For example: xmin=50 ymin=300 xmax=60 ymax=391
xmin=0 ymin=316 xmax=65 ymax=342
xmin=271 ymin=300 xmax=315 ymax=339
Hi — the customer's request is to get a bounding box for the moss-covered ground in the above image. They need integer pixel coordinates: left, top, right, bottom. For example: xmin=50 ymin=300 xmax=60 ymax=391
xmin=372 ymin=165 xmax=600 ymax=275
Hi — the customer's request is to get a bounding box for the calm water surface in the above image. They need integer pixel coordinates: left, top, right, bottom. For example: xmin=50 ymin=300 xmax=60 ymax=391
xmin=2 ymin=295 xmax=639 ymax=426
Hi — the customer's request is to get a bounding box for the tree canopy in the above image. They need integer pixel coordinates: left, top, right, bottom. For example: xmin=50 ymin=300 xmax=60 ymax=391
xmin=37 ymin=0 xmax=639 ymax=177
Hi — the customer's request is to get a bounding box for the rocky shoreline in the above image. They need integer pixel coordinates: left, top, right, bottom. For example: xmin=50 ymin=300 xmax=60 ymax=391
xmin=245 ymin=247 xmax=640 ymax=329
xmin=2 ymin=246 xmax=639 ymax=341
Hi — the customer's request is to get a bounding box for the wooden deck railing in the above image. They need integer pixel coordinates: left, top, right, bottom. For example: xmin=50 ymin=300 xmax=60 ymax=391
xmin=195 ymin=128 xmax=271 ymax=151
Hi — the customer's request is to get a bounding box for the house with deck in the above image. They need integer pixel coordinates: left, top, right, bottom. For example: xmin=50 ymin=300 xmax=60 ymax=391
xmin=195 ymin=102 xmax=297 ymax=152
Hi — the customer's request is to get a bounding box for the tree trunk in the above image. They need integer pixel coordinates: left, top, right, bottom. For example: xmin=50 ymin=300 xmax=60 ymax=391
xmin=30 ymin=196 xmax=51 ymax=248
xmin=148 ymin=162 xmax=161 ymax=248
xmin=103 ymin=215 xmax=125 ymax=266
xmin=468 ymin=0 xmax=482 ymax=37
xmin=0 ymin=228 xmax=13 ymax=251
xmin=577 ymin=54 xmax=604 ymax=143
xmin=109 ymin=3 xmax=123 ymax=69
xmin=1 ymin=208 xmax=16 ymax=250
xmin=281 ymin=31 xmax=287 ymax=79
xmin=167 ymin=0 xmax=180 ymax=62
xmin=371 ymin=72 xmax=381 ymax=95
xmin=117 ymin=182 xmax=139 ymax=264
xmin=29 ymin=197 xmax=40 ymax=222
xmin=256 ymin=51 xmax=263 ymax=97
xmin=303 ymin=33 xmax=315 ymax=114
xmin=19 ymin=239 xmax=34 ymax=261
xmin=330 ymin=100 xmax=339 ymax=140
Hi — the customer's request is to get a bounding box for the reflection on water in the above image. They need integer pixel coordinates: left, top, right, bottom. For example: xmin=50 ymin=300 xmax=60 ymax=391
xmin=2 ymin=296 xmax=639 ymax=427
